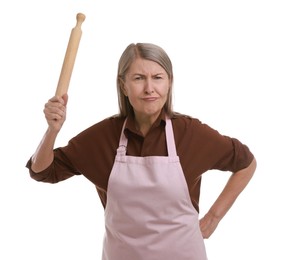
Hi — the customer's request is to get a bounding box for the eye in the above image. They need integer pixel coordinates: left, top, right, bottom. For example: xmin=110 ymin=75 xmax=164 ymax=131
xmin=153 ymin=75 xmax=163 ymax=80
xmin=133 ymin=75 xmax=144 ymax=81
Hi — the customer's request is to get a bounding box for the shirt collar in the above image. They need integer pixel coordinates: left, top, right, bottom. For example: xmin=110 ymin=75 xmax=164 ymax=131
xmin=124 ymin=110 xmax=166 ymax=136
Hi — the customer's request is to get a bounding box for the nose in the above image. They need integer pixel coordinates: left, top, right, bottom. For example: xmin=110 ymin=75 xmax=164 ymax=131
xmin=144 ymin=78 xmax=154 ymax=94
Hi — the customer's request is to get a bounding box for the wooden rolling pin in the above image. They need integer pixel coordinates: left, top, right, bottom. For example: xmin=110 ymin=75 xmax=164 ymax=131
xmin=55 ymin=13 xmax=86 ymax=97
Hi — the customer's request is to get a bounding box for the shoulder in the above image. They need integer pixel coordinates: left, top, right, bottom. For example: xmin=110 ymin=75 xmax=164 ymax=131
xmin=171 ymin=112 xmax=207 ymax=132
xmin=92 ymin=115 xmax=125 ymax=131
xmin=72 ymin=115 xmax=126 ymax=141
xmin=170 ymin=112 xmax=229 ymax=145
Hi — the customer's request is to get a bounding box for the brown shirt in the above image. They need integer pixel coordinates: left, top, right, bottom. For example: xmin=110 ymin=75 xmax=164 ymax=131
xmin=26 ymin=111 xmax=254 ymax=212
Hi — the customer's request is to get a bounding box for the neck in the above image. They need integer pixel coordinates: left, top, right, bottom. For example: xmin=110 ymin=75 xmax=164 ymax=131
xmin=134 ymin=113 xmax=159 ymax=136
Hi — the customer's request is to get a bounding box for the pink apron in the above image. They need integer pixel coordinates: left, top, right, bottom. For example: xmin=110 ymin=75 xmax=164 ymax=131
xmin=102 ymin=118 xmax=207 ymax=260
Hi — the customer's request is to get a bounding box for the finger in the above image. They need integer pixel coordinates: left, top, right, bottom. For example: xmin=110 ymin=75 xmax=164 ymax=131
xmin=48 ymin=96 xmax=66 ymax=106
xmin=44 ymin=104 xmax=65 ymax=115
xmin=45 ymin=97 xmax=66 ymax=110
xmin=44 ymin=103 xmax=66 ymax=119
xmin=45 ymin=110 xmax=65 ymax=120
xmin=62 ymin=93 xmax=68 ymax=106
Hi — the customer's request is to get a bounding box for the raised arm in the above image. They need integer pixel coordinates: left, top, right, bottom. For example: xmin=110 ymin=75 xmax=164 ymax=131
xmin=31 ymin=94 xmax=68 ymax=173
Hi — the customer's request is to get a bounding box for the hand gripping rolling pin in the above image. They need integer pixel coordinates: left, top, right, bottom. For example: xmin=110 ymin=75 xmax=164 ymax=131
xmin=55 ymin=13 xmax=86 ymax=97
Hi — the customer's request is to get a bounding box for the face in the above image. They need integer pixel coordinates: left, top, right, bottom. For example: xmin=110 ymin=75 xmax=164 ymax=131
xmin=122 ymin=58 xmax=170 ymax=122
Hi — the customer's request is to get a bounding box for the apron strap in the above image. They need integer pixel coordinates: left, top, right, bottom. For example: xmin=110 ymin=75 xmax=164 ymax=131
xmin=165 ymin=117 xmax=178 ymax=157
xmin=117 ymin=118 xmax=128 ymax=156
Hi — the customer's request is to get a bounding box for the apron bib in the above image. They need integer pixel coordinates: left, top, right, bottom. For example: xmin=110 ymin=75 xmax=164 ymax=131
xmin=102 ymin=118 xmax=207 ymax=260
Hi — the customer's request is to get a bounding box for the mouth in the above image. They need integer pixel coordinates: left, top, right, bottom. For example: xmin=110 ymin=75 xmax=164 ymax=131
xmin=142 ymin=97 xmax=158 ymax=101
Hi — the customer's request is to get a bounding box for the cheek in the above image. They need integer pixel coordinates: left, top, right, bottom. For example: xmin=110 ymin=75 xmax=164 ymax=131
xmin=124 ymin=87 xmax=138 ymax=105
xmin=125 ymin=83 xmax=142 ymax=97
xmin=160 ymin=85 xmax=170 ymax=97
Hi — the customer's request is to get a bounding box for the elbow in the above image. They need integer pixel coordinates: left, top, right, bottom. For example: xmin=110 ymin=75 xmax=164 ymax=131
xmin=235 ymin=157 xmax=257 ymax=180
xmin=250 ymin=157 xmax=257 ymax=175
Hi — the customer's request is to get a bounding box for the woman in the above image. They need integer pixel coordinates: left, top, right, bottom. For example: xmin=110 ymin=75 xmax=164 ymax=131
xmin=26 ymin=43 xmax=257 ymax=259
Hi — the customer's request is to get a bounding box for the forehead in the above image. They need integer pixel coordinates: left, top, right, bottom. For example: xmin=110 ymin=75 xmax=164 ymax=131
xmin=128 ymin=58 xmax=166 ymax=74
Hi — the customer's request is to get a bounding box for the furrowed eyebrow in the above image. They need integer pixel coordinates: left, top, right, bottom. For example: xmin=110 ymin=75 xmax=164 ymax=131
xmin=153 ymin=73 xmax=165 ymax=77
xmin=132 ymin=74 xmax=144 ymax=78
xmin=130 ymin=72 xmax=165 ymax=78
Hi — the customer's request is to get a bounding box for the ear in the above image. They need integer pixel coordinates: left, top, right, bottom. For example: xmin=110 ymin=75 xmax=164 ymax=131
xmin=119 ymin=78 xmax=128 ymax=96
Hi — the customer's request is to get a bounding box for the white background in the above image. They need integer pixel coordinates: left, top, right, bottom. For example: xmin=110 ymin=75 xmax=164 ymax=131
xmin=1 ymin=0 xmax=283 ymax=259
